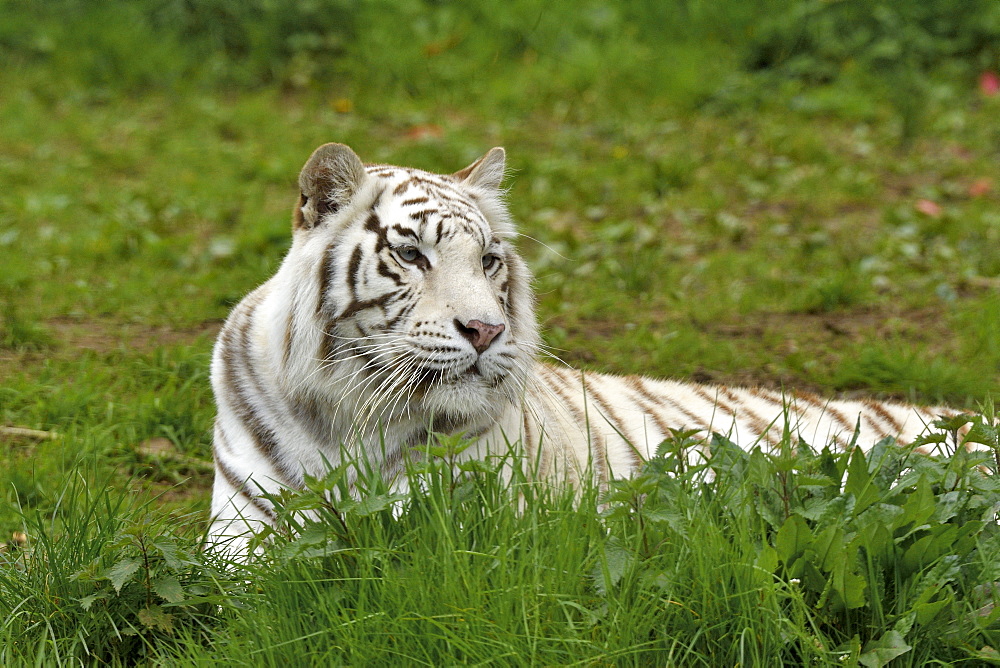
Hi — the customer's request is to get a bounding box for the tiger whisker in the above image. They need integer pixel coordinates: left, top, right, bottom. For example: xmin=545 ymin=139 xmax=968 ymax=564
xmin=357 ymin=356 xmax=423 ymax=440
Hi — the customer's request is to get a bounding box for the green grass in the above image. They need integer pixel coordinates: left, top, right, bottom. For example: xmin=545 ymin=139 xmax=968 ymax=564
xmin=2 ymin=0 xmax=1000 ymax=664
xmin=6 ymin=431 xmax=1000 ymax=665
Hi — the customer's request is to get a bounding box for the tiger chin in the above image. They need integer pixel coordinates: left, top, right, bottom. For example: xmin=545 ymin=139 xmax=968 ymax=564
xmin=207 ymin=143 xmax=962 ymax=557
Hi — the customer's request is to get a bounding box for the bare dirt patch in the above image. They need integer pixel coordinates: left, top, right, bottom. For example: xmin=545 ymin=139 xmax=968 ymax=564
xmin=708 ymin=305 xmax=951 ymax=349
xmin=550 ymin=304 xmax=958 ymax=397
xmin=0 ymin=317 xmax=222 ymax=380
xmin=44 ymin=316 xmax=222 ymax=354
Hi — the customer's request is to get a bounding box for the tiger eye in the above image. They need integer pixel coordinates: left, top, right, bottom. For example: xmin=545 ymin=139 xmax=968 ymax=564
xmin=396 ymin=246 xmax=422 ymax=263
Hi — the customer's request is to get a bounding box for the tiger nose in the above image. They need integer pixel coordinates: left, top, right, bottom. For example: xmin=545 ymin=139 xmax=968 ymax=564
xmin=455 ymin=319 xmax=505 ymax=353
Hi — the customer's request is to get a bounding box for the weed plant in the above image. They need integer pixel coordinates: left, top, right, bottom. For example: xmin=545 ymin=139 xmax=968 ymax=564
xmin=5 ymin=420 xmax=1000 ymax=665
xmin=0 ymin=469 xmax=234 ymax=664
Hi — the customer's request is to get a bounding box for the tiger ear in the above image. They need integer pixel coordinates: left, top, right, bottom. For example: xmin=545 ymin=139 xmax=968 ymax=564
xmin=453 ymin=147 xmax=506 ymax=191
xmin=294 ymin=143 xmax=367 ymax=230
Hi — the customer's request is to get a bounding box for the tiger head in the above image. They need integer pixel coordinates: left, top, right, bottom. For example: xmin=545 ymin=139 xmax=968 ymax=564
xmin=280 ymin=143 xmax=539 ymax=431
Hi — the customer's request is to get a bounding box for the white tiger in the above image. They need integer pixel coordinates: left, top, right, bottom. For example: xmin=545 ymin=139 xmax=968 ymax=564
xmin=208 ymin=143 xmax=961 ymax=554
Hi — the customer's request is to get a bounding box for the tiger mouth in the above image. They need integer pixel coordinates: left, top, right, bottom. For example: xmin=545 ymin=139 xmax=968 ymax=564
xmin=415 ymin=364 xmax=494 ymax=389
xmin=418 ymin=366 xmax=477 ymax=385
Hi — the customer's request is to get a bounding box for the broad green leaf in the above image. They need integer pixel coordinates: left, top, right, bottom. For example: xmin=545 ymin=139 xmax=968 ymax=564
xmin=893 ymin=612 xmax=915 ymax=637
xmin=153 ymin=575 xmax=185 ymax=604
xmin=933 ymin=414 xmax=974 ymax=433
xmin=830 ymin=555 xmax=867 ymax=609
xmin=813 ymin=525 xmax=846 ymax=572
xmin=105 ymin=557 xmax=141 ymax=594
xmin=800 ymin=494 xmax=854 ymax=524
xmin=353 ymin=492 xmax=407 ymax=517
xmin=913 ymin=598 xmax=949 ymax=625
xmin=277 ymin=491 xmax=325 ymax=514
xmin=594 ymin=539 xmax=633 ymax=596
xmin=954 ymin=520 xmax=984 ymax=557
xmin=708 ymin=434 xmax=749 ymax=479
xmin=794 ymin=474 xmax=835 ymax=488
xmin=756 ymin=545 xmax=778 ymax=574
xmin=859 ymin=630 xmax=911 ymax=667
xmin=801 ymin=559 xmax=827 ymax=594
xmin=965 ymin=420 xmax=1000 ymax=449
xmin=818 ymin=447 xmax=848 ymax=485
xmin=151 ymin=537 xmax=186 ymax=570
xmin=137 ymin=605 xmax=175 ymax=634
xmin=867 ymin=436 xmax=899 ymax=474
xmin=911 ymin=432 xmax=948 ymax=451
xmin=897 ymin=476 xmax=935 ymax=530
xmin=901 ymin=534 xmax=937 ymax=575
xmin=966 ymin=646 xmax=1000 ymax=663
xmin=642 ymin=507 xmax=688 ymax=538
xmin=755 ymin=490 xmax=787 ymax=531
xmin=79 ymin=592 xmax=108 ymax=610
xmin=424 ymin=445 xmax=452 ymax=458
xmin=295 ymin=544 xmax=352 ymax=559
xmin=271 ymin=523 xmax=346 ymax=561
xmin=424 ymin=431 xmax=475 ymax=458
xmin=785 ymin=555 xmax=805 ymax=580
xmin=903 ymin=526 xmax=968 ymax=577
xmin=334 ymin=498 xmax=358 ymax=515
xmin=854 ymin=518 xmax=894 ymax=562
xmin=70 ymin=559 xmax=101 ymax=582
xmin=775 ymin=515 xmax=812 ymax=563
xmin=845 ymin=448 xmax=879 ymax=514
xmin=857 ymin=503 xmax=903 ymax=533
xmin=925 ymin=524 xmax=961 ymax=560
xmin=911 ymin=556 xmax=959 ymax=607
xmin=295 ymin=522 xmax=331 ymax=545
xmin=456 ymin=459 xmax=492 ymax=474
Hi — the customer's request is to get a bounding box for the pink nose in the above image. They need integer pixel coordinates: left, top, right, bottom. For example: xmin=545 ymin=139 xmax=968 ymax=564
xmin=455 ymin=319 xmax=505 ymax=353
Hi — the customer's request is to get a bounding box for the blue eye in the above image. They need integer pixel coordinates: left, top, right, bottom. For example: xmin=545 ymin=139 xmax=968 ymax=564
xmin=396 ymin=246 xmax=422 ymax=264
xmin=482 ymin=253 xmax=500 ymax=270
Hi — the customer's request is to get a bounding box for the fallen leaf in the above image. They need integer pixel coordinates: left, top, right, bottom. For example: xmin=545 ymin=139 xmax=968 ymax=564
xmin=137 ymin=437 xmax=175 ymax=457
xmin=980 ymin=71 xmax=1000 ymax=97
xmin=968 ymin=178 xmax=992 ymax=198
xmin=915 ymin=199 xmax=942 ymax=218
xmin=138 ymin=605 xmax=175 ymax=634
xmin=424 ymin=35 xmax=461 ymax=57
xmin=405 ymin=124 xmax=444 ymax=141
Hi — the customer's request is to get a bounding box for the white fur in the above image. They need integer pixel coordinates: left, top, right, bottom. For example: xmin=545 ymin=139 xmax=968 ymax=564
xmin=207 ymin=145 xmax=963 ymax=557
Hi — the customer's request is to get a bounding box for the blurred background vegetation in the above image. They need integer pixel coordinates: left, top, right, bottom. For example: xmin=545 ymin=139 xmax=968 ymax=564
xmin=4 ymin=0 xmax=999 ymax=109
xmin=4 ymin=0 xmax=1000 ymax=98
xmin=2 ymin=0 xmax=1000 ymax=519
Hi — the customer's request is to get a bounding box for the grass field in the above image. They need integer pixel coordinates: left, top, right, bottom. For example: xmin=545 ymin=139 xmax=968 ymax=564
xmin=3 ymin=0 xmax=1000 ymax=664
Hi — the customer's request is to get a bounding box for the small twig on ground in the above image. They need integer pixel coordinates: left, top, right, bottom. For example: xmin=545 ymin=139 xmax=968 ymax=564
xmin=0 ymin=425 xmax=59 ymax=441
